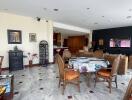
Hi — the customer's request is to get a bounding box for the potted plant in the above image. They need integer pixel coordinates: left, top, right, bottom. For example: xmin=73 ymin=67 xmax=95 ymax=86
xmin=26 ymin=52 xmax=38 ymax=67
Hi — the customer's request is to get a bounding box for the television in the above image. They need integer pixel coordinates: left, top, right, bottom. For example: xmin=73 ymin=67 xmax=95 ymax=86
xmin=109 ymin=38 xmax=131 ymax=47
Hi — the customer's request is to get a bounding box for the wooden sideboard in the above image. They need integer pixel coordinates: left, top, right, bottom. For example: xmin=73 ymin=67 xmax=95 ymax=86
xmin=68 ymin=36 xmax=85 ymax=54
xmin=9 ymin=50 xmax=23 ymax=71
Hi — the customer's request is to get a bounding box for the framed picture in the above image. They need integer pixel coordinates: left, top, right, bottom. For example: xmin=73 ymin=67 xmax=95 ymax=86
xmin=99 ymin=39 xmax=104 ymax=46
xmin=8 ymin=29 xmax=22 ymax=44
xmin=29 ymin=33 xmax=37 ymax=42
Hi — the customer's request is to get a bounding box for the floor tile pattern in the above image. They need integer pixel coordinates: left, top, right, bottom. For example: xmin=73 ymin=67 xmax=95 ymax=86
xmin=2 ymin=64 xmax=132 ymax=100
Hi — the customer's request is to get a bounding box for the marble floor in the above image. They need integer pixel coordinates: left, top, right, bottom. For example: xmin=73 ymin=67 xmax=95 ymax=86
xmin=2 ymin=64 xmax=132 ymax=100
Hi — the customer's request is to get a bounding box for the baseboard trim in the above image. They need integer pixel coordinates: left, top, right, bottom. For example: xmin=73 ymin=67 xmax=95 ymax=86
xmin=2 ymin=67 xmax=9 ymax=71
xmin=2 ymin=63 xmax=41 ymax=71
xmin=24 ymin=63 xmax=40 ymax=68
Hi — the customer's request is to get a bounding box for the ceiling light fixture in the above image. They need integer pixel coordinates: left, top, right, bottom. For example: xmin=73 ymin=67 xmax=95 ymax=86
xmin=53 ymin=9 xmax=59 ymax=11
xmin=43 ymin=8 xmax=47 ymax=10
xmin=128 ymin=9 xmax=132 ymax=12
xmin=86 ymin=8 xmax=90 ymax=10
xmin=102 ymin=16 xmax=104 ymax=17
xmin=94 ymin=22 xmax=98 ymax=24
xmin=126 ymin=16 xmax=132 ymax=19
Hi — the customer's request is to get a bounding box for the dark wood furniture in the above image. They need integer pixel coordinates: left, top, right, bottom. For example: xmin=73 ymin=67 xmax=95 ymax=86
xmin=56 ymin=54 xmax=80 ymax=94
xmin=9 ymin=50 xmax=23 ymax=71
xmin=39 ymin=40 xmax=49 ymax=67
xmin=67 ymin=36 xmax=85 ymax=54
xmin=104 ymin=54 xmax=128 ymax=75
xmin=123 ymin=78 xmax=132 ymax=100
xmin=0 ymin=56 xmax=4 ymax=74
xmin=128 ymin=55 xmax=132 ymax=69
xmin=95 ymin=55 xmax=120 ymax=93
xmin=53 ymin=32 xmax=61 ymax=46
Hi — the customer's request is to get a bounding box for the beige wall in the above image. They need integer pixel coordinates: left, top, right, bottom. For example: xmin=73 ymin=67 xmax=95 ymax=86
xmin=0 ymin=12 xmax=53 ymax=68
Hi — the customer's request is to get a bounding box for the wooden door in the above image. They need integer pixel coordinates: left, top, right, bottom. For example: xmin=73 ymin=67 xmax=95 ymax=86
xmin=68 ymin=36 xmax=85 ymax=54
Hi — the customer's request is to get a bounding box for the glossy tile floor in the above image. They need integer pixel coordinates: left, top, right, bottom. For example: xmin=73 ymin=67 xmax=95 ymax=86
xmin=3 ymin=64 xmax=132 ymax=100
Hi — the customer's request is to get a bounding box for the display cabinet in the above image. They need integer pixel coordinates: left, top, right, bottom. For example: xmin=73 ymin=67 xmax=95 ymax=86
xmin=39 ymin=40 xmax=49 ymax=67
xmin=9 ymin=50 xmax=23 ymax=71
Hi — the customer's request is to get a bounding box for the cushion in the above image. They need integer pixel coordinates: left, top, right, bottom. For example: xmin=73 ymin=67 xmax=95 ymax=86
xmin=65 ymin=70 xmax=79 ymax=80
xmin=97 ymin=69 xmax=111 ymax=77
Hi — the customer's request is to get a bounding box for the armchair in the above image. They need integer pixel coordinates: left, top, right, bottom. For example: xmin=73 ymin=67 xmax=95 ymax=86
xmin=56 ymin=54 xmax=80 ymax=94
xmin=94 ymin=55 xmax=120 ymax=93
xmin=123 ymin=78 xmax=132 ymax=100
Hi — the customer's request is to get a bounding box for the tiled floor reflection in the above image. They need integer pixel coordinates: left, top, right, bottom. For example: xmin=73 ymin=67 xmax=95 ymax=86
xmin=2 ymin=64 xmax=132 ymax=100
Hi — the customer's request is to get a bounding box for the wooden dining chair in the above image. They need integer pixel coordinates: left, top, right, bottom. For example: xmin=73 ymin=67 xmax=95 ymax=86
xmin=123 ymin=78 xmax=132 ymax=100
xmin=0 ymin=56 xmax=4 ymax=74
xmin=93 ymin=50 xmax=103 ymax=58
xmin=62 ymin=49 xmax=72 ymax=68
xmin=62 ymin=49 xmax=72 ymax=62
xmin=56 ymin=54 xmax=80 ymax=94
xmin=94 ymin=55 xmax=120 ymax=93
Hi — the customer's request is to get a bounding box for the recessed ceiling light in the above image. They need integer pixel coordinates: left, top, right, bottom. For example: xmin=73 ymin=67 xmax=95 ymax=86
xmin=102 ymin=16 xmax=104 ymax=17
xmin=53 ymin=9 xmax=59 ymax=11
xmin=43 ymin=8 xmax=47 ymax=10
xmin=126 ymin=16 xmax=132 ymax=19
xmin=86 ymin=8 xmax=90 ymax=10
xmin=128 ymin=9 xmax=132 ymax=12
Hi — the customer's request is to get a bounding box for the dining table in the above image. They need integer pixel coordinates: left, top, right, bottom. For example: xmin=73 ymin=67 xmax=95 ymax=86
xmin=68 ymin=57 xmax=110 ymax=86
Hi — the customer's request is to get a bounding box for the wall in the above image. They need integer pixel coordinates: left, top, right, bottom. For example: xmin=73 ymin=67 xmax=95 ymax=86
xmin=93 ymin=26 xmax=132 ymax=55
xmin=0 ymin=12 xmax=53 ymax=68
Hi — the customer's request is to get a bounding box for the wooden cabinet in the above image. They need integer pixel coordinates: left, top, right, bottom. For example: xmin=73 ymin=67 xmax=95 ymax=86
xmin=9 ymin=50 xmax=23 ymax=71
xmin=53 ymin=33 xmax=61 ymax=46
xmin=68 ymin=36 xmax=85 ymax=54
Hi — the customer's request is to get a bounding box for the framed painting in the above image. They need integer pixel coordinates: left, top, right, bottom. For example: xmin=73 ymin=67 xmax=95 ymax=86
xmin=99 ymin=39 xmax=104 ymax=46
xmin=7 ymin=29 xmax=22 ymax=44
xmin=29 ymin=33 xmax=37 ymax=42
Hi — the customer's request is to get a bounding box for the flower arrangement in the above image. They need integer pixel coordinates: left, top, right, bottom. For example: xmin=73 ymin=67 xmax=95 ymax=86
xmin=27 ymin=52 xmax=38 ymax=61
xmin=26 ymin=52 xmax=38 ymax=67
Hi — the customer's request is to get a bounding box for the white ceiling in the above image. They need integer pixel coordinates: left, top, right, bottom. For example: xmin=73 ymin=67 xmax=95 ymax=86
xmin=54 ymin=27 xmax=87 ymax=37
xmin=0 ymin=0 xmax=132 ymax=30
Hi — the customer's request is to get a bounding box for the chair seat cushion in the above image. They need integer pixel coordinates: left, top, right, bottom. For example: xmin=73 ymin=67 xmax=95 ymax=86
xmin=65 ymin=70 xmax=79 ymax=80
xmin=97 ymin=69 xmax=111 ymax=77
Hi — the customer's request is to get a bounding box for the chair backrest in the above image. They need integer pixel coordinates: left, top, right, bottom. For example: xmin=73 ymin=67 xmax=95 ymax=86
xmin=62 ymin=49 xmax=71 ymax=60
xmin=123 ymin=78 xmax=132 ymax=100
xmin=93 ymin=50 xmax=103 ymax=58
xmin=56 ymin=54 xmax=65 ymax=79
xmin=111 ymin=55 xmax=120 ymax=76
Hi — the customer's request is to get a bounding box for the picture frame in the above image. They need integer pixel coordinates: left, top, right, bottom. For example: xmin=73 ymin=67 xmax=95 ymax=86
xmin=7 ymin=29 xmax=22 ymax=44
xmin=99 ymin=39 xmax=104 ymax=46
xmin=29 ymin=33 xmax=37 ymax=42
